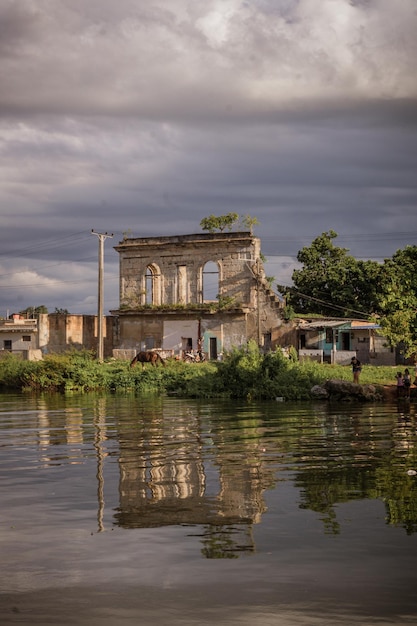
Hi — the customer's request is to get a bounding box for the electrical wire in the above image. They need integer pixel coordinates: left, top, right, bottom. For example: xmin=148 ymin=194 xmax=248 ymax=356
xmin=0 ymin=231 xmax=92 ymax=259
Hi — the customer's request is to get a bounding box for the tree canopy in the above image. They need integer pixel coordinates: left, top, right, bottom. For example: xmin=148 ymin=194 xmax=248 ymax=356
xmin=278 ymin=231 xmax=417 ymax=356
xmin=18 ymin=305 xmax=48 ymax=318
xmin=200 ymin=213 xmax=259 ymax=234
xmin=200 ymin=213 xmax=239 ymax=233
xmin=376 ymin=246 xmax=417 ymax=356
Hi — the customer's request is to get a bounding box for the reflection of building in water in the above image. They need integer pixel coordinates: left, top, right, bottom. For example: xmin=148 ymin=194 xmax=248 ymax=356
xmin=114 ymin=407 xmax=271 ymax=556
xmin=37 ymin=397 xmax=85 ymax=467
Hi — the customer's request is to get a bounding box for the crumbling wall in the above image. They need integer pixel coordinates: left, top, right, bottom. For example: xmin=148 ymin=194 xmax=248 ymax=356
xmin=113 ymin=232 xmax=283 ymax=356
xmin=38 ymin=314 xmax=115 ymax=357
xmin=115 ymin=232 xmax=262 ymax=309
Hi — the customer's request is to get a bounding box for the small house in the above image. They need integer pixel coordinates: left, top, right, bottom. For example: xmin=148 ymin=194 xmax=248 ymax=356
xmin=0 ymin=314 xmax=41 ymax=360
xmin=297 ymin=317 xmax=395 ymax=366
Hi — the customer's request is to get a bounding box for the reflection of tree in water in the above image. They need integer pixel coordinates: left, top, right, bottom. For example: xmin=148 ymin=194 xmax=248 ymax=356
xmin=112 ymin=398 xmax=417 ymax=542
xmin=375 ymin=414 xmax=417 ymax=535
xmin=376 ymin=464 xmax=417 ymax=535
xmin=294 ymin=407 xmax=417 ymax=535
xmin=198 ymin=524 xmax=254 ymax=559
xmin=299 ymin=483 xmax=341 ymax=535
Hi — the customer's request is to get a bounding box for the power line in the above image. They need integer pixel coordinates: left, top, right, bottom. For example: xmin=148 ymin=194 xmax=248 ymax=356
xmin=0 ymin=231 xmax=92 ymax=259
xmin=260 ymin=231 xmax=417 ymax=243
xmin=0 ymin=274 xmax=118 ymax=289
xmin=0 ymin=256 xmax=100 ymax=279
xmin=276 ymin=283 xmax=371 ymax=318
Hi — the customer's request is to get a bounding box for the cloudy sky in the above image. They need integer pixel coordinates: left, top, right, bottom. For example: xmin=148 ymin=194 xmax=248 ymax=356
xmin=1 ymin=0 xmax=416 ymax=316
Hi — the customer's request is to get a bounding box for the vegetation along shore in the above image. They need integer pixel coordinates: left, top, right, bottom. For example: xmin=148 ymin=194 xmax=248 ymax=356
xmin=0 ymin=343 xmax=412 ymax=402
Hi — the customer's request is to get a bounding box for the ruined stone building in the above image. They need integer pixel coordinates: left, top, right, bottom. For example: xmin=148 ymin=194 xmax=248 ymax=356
xmin=111 ymin=231 xmax=284 ymax=359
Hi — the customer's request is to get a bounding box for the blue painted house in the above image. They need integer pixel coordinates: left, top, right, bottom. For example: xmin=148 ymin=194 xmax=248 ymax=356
xmin=297 ymin=318 xmax=395 ymax=365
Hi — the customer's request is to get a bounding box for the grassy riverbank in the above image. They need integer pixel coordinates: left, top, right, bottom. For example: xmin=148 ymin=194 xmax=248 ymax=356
xmin=0 ymin=344 xmax=402 ymax=401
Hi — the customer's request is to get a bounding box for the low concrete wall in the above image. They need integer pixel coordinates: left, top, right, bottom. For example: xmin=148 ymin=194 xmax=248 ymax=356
xmin=299 ymin=349 xmax=323 ymax=363
xmin=368 ymin=352 xmax=396 ymax=366
xmin=113 ymin=349 xmax=137 ymax=361
xmin=332 ymin=350 xmax=356 ymax=365
xmin=113 ymin=348 xmax=175 ymax=361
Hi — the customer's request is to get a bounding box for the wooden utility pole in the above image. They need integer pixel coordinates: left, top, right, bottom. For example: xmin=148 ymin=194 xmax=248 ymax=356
xmin=245 ymin=257 xmax=263 ymax=349
xmin=256 ymin=257 xmax=262 ymax=348
xmin=92 ymin=230 xmax=113 ymax=361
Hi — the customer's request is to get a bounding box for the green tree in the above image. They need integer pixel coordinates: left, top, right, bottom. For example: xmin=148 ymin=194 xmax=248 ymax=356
xmin=19 ymin=305 xmax=48 ymax=318
xmin=200 ymin=213 xmax=239 ymax=233
xmin=279 ymin=231 xmax=382 ymax=317
xmin=375 ymin=246 xmax=417 ymax=356
xmin=240 ymin=214 xmax=259 ymax=234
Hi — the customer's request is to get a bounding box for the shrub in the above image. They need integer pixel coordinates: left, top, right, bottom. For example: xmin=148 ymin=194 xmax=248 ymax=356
xmin=0 ymin=348 xmax=401 ymax=400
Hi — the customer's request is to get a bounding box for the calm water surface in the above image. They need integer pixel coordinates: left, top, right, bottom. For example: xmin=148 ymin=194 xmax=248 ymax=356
xmin=1 ymin=392 xmax=417 ymax=625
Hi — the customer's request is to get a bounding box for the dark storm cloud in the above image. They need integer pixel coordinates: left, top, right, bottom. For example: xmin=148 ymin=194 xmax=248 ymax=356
xmin=0 ymin=0 xmax=416 ymax=314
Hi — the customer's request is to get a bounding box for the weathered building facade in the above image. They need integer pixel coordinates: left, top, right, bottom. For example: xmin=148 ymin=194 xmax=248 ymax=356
xmin=0 ymin=314 xmax=41 ymax=360
xmin=294 ymin=318 xmax=395 ymax=365
xmin=38 ymin=313 xmax=115 ymax=357
xmin=0 ymin=313 xmax=115 ymax=360
xmin=111 ymin=232 xmax=284 ymax=359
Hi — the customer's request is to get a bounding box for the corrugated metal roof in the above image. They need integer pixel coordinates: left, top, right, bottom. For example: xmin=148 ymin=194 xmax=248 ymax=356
xmin=301 ymin=321 xmax=347 ymax=330
xmin=300 ymin=320 xmax=380 ymax=331
xmin=350 ymin=320 xmax=379 ymax=329
xmin=350 ymin=324 xmax=380 ymax=330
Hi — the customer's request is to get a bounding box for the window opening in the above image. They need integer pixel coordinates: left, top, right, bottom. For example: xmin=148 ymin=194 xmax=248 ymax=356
xmin=202 ymin=261 xmax=219 ymax=302
xmin=145 ymin=266 xmax=154 ymax=304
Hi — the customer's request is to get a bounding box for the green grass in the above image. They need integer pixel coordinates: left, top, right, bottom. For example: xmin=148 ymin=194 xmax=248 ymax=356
xmin=313 ymin=363 xmax=399 ymax=386
xmin=0 ymin=347 xmax=403 ymax=400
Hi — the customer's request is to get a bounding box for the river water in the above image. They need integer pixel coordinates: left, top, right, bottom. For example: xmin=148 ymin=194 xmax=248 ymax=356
xmin=1 ymin=392 xmax=417 ymax=625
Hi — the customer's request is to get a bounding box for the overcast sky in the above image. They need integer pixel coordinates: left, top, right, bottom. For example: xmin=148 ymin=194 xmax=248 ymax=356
xmin=1 ymin=0 xmax=416 ymax=316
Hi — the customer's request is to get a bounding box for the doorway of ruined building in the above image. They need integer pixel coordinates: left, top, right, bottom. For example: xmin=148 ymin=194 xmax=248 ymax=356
xmin=209 ymin=337 xmax=218 ymax=361
xmin=182 ymin=337 xmax=193 ymax=358
xmin=263 ymin=332 xmax=272 ymax=352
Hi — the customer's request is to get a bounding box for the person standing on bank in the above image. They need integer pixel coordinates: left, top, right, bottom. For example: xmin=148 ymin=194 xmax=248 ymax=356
xmin=351 ymin=356 xmax=362 ymax=384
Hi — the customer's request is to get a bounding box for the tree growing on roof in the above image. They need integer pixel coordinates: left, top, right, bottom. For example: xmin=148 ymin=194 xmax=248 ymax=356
xmin=240 ymin=214 xmax=259 ymax=234
xmin=200 ymin=213 xmax=239 ymax=233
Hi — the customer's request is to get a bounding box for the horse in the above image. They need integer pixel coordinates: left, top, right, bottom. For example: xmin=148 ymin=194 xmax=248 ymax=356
xmin=130 ymin=351 xmax=166 ymax=368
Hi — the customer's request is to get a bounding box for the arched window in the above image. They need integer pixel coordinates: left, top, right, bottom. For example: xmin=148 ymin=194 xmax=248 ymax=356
xmin=145 ymin=266 xmax=153 ymax=304
xmin=144 ymin=264 xmax=161 ymax=305
xmin=202 ymin=261 xmax=219 ymax=302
